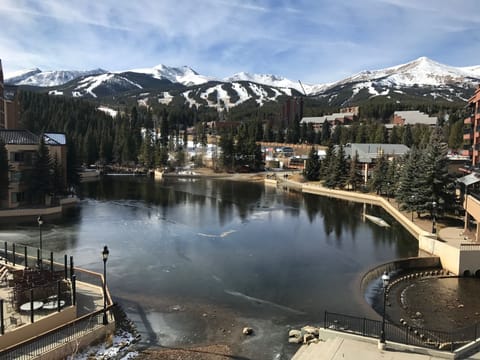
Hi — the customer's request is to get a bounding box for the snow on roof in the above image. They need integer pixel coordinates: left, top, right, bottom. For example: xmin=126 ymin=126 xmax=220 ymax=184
xmin=345 ymin=143 xmax=409 ymax=163
xmin=44 ymin=133 xmax=66 ymax=145
xmin=457 ymin=173 xmax=480 ymax=187
xmin=394 ymin=111 xmax=437 ymax=125
xmin=300 ymin=112 xmax=355 ymax=124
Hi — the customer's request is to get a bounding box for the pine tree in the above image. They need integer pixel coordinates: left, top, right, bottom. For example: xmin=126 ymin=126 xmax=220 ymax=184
xmin=402 ymin=124 xmax=413 ymax=147
xmin=304 ymin=147 xmax=320 ymax=181
xmin=66 ymin=136 xmax=80 ymax=194
xmin=51 ymin=153 xmax=65 ymax=202
xmin=139 ymin=129 xmax=155 ymax=168
xmin=321 ymin=121 xmax=331 ymax=145
xmin=332 ymin=145 xmax=348 ymax=189
xmin=219 ymin=131 xmax=235 ymax=171
xmin=347 ymin=151 xmax=362 ymax=191
xmin=321 ymin=144 xmax=334 ymax=182
xmin=396 ymin=147 xmax=422 ymax=214
xmin=416 ymin=127 xmax=455 ymax=216
xmin=30 ymin=137 xmax=53 ymax=205
xmin=370 ymin=154 xmax=388 ymax=194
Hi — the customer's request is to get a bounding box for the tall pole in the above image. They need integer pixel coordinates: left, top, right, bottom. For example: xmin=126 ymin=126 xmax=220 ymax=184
xmin=432 ymin=201 xmax=437 ymax=234
xmin=102 ymin=245 xmax=109 ymax=325
xmin=37 ymin=216 xmax=43 ymax=268
xmin=381 ymin=285 xmax=387 ymax=343
xmin=380 ymin=271 xmax=390 ymax=346
xmin=410 ymin=195 xmax=415 ymax=222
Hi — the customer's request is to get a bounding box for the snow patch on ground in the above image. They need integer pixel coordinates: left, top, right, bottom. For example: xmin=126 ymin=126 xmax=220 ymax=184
xmin=98 ymin=106 xmax=118 ymax=118
xmin=73 ymin=330 xmax=139 ymax=360
xmin=49 ymin=90 xmax=64 ymax=96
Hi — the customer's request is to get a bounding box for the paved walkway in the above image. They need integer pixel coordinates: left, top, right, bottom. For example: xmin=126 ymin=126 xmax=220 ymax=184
xmin=292 ymin=329 xmax=480 ymax=360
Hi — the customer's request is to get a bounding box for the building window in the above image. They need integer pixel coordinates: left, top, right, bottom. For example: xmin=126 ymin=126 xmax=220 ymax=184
xmin=9 ymin=151 xmax=35 ymax=165
xmin=9 ymin=171 xmax=21 ymax=183
xmin=10 ymin=192 xmax=25 ymax=203
xmin=10 ymin=152 xmax=24 ymax=162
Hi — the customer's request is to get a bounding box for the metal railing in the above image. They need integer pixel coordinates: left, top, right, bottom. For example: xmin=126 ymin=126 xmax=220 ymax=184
xmin=0 ymin=240 xmax=112 ymax=358
xmin=460 ymin=243 xmax=480 ymax=251
xmin=324 ymin=311 xmax=479 ymax=352
xmin=0 ymin=307 xmax=113 ymax=359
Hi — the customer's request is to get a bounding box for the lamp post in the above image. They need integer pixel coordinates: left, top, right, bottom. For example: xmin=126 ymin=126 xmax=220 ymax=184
xmin=102 ymin=245 xmax=109 ymax=325
xmin=410 ymin=195 xmax=415 ymax=222
xmin=379 ymin=271 xmax=390 ymax=347
xmin=37 ymin=216 xmax=43 ymax=267
xmin=432 ymin=201 xmax=437 ymax=234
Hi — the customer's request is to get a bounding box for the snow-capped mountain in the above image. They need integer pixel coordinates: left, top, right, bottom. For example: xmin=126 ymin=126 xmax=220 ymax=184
xmin=313 ymin=57 xmax=480 ymax=105
xmin=5 ymin=56 xmax=480 ymax=108
xmin=179 ymin=81 xmax=295 ymax=110
xmin=6 ymin=69 xmax=107 ymax=87
xmin=126 ymin=64 xmax=213 ymax=86
xmin=334 ymin=57 xmax=479 ymax=88
xmin=224 ymin=72 xmax=331 ymax=95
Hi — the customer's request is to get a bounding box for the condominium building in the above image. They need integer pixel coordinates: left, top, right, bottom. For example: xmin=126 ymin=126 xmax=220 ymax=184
xmin=462 ymin=85 xmax=480 ymax=165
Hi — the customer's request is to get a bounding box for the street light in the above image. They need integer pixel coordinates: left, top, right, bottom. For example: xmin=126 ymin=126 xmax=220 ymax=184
xmin=380 ymin=271 xmax=390 ymax=346
xmin=432 ymin=201 xmax=437 ymax=234
xmin=102 ymin=245 xmax=109 ymax=325
xmin=410 ymin=195 xmax=415 ymax=222
xmin=37 ymin=216 xmax=43 ymax=267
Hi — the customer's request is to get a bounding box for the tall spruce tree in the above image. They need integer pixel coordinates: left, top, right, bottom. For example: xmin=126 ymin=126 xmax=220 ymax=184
xmin=304 ymin=147 xmax=320 ymax=181
xmin=370 ymin=154 xmax=389 ymax=194
xmin=30 ymin=137 xmax=53 ymax=205
xmin=332 ymin=145 xmax=348 ymax=189
xmin=396 ymin=147 xmax=422 ymax=214
xmin=415 ymin=127 xmax=455 ymax=216
xmin=321 ymin=144 xmax=334 ymax=183
xmin=347 ymin=151 xmax=362 ymax=191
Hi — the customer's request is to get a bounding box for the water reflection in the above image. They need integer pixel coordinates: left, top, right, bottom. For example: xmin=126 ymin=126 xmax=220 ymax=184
xmin=0 ymin=176 xmax=421 ymax=357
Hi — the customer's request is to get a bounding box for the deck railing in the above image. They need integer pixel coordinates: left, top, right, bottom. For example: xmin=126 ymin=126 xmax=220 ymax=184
xmin=324 ymin=311 xmax=479 ymax=352
xmin=0 ymin=307 xmax=113 ymax=359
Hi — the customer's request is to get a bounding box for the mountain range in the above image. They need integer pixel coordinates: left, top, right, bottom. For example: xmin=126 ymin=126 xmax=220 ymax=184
xmin=6 ymin=57 xmax=480 ymax=110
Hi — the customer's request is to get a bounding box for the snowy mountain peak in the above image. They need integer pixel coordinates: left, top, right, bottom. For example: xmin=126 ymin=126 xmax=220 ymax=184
xmin=128 ymin=64 xmax=211 ymax=86
xmin=335 ymin=56 xmax=478 ymax=88
xmin=5 ymin=68 xmax=107 ymax=87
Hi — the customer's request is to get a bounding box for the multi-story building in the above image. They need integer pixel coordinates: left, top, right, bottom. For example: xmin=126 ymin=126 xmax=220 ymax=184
xmin=282 ymin=97 xmax=303 ymax=127
xmin=462 ymin=85 xmax=480 ymax=165
xmin=0 ymin=60 xmax=68 ymax=209
xmin=0 ymin=130 xmax=67 ymax=209
xmin=0 ymin=59 xmax=4 ymax=128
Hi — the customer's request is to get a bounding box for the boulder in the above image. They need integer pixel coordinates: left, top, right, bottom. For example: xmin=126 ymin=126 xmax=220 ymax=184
xmin=242 ymin=327 xmax=253 ymax=335
xmin=289 ymin=329 xmax=302 ymax=338
xmin=289 ymin=336 xmax=303 ymax=344
xmin=301 ymin=325 xmax=319 ymax=336
xmin=303 ymin=333 xmax=315 ymax=344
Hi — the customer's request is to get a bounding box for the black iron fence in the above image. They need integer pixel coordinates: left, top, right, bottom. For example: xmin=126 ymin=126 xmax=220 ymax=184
xmin=0 ymin=308 xmax=112 ymax=359
xmin=324 ymin=311 xmax=479 ymax=352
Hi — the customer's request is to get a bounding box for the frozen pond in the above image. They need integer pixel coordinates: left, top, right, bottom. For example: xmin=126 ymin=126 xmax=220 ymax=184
xmin=0 ymin=176 xmax=419 ymax=359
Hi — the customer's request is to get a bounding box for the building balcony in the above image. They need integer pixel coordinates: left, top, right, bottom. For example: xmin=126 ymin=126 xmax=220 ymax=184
xmin=460 ymin=149 xmax=472 ymax=157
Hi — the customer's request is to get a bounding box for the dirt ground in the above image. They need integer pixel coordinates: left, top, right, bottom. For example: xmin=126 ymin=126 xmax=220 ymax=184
xmin=136 ymin=345 xmax=234 ymax=360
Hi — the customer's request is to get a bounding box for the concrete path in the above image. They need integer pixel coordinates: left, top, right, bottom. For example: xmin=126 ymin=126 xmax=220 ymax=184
xmin=293 ymin=337 xmax=441 ymax=360
xmin=292 ymin=329 xmax=480 ymax=360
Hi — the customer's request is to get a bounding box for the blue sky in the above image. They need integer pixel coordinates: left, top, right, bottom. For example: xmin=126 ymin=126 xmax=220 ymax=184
xmin=1 ymin=0 xmax=479 ymax=84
